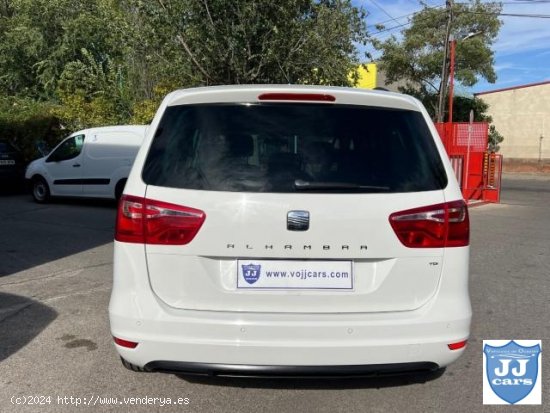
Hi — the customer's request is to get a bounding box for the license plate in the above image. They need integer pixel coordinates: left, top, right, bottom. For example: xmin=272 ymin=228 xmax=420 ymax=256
xmin=237 ymin=260 xmax=353 ymax=290
xmin=0 ymin=160 xmax=15 ymax=165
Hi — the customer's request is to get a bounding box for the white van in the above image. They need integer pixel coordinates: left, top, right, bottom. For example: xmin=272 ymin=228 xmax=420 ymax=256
xmin=110 ymin=86 xmax=470 ymax=377
xmin=25 ymin=125 xmax=147 ymax=202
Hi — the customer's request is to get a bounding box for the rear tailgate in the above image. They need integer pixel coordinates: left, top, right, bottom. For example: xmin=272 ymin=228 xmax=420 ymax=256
xmin=144 ymin=187 xmax=446 ymax=313
xmin=134 ymin=87 xmax=456 ymax=314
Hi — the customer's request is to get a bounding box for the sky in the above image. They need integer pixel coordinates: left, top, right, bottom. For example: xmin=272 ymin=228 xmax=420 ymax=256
xmin=358 ymin=0 xmax=550 ymax=95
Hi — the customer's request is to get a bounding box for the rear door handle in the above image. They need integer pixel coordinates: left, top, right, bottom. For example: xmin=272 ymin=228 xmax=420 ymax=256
xmin=73 ymin=164 xmax=81 ymax=168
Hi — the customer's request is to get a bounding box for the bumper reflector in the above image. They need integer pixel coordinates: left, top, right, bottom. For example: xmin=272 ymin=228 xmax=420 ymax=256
xmin=448 ymin=340 xmax=468 ymax=350
xmin=113 ymin=336 xmax=139 ymax=349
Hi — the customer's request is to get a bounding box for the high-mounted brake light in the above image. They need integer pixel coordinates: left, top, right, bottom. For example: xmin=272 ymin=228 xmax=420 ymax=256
xmin=389 ymin=200 xmax=469 ymax=248
xmin=258 ymin=93 xmax=336 ymax=102
xmin=115 ymin=195 xmax=206 ymax=245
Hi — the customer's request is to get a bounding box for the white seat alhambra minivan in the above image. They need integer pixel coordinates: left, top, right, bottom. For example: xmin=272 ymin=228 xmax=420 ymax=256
xmin=109 ymin=85 xmax=470 ymax=377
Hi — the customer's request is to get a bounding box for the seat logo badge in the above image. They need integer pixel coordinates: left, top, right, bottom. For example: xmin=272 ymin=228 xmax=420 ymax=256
xmin=242 ymin=264 xmax=261 ymax=284
xmin=287 ymin=211 xmax=310 ymax=231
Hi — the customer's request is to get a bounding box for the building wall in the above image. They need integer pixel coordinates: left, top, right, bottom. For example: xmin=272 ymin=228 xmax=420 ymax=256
xmin=477 ymin=82 xmax=550 ymax=160
xmin=375 ymin=69 xmax=414 ymax=93
xmin=352 ymin=63 xmax=409 ymax=93
xmin=353 ymin=63 xmax=377 ymax=89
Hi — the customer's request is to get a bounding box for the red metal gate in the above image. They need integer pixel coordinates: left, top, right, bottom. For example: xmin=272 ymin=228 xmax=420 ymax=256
xmin=434 ymin=122 xmax=502 ymax=204
xmin=483 ymin=152 xmax=503 ymax=203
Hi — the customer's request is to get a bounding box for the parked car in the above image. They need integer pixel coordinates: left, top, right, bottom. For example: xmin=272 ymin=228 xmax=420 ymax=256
xmin=25 ymin=125 xmax=147 ymax=203
xmin=0 ymin=140 xmax=25 ymax=187
xmin=109 ymin=85 xmax=470 ymax=377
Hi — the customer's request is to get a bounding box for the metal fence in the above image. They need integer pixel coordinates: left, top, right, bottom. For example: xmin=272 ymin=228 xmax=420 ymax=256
xmin=434 ymin=122 xmax=501 ymax=204
xmin=434 ymin=122 xmax=489 ymax=154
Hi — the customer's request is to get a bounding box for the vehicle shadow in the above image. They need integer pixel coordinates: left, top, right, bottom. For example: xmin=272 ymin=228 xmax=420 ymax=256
xmin=0 ymin=192 xmax=117 ymax=277
xmin=0 ymin=183 xmax=117 ymax=207
xmin=177 ymin=368 xmax=445 ymax=390
xmin=0 ymin=292 xmax=57 ymax=362
xmin=48 ymin=196 xmax=118 ymax=208
xmin=0 ymin=183 xmax=26 ymax=196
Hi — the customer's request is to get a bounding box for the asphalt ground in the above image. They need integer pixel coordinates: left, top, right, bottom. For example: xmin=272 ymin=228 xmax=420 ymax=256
xmin=0 ymin=173 xmax=548 ymax=413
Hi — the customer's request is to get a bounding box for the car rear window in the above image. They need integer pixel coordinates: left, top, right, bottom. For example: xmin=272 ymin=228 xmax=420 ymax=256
xmin=142 ymin=103 xmax=447 ymax=193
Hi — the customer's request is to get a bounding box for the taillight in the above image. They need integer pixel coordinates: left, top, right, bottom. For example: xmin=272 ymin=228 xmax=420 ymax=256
xmin=389 ymin=200 xmax=469 ymax=248
xmin=115 ymin=195 xmax=206 ymax=245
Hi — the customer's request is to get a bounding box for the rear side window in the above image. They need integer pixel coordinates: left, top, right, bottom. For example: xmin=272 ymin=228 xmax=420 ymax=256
xmin=142 ymin=103 xmax=447 ymax=193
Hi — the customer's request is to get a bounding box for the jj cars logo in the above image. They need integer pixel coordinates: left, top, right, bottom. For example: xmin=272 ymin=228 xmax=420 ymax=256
xmin=241 ymin=264 xmax=261 ymax=285
xmin=483 ymin=340 xmax=542 ymax=405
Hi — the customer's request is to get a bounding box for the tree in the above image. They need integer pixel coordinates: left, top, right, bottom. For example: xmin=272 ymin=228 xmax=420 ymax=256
xmin=0 ymin=96 xmax=63 ymax=162
xmin=488 ymin=124 xmax=504 ymax=152
xmin=130 ymin=0 xmax=368 ymax=86
xmin=0 ymin=0 xmax=129 ymax=99
xmin=0 ymin=0 xmax=370 ymax=140
xmin=373 ymin=0 xmax=502 ymax=120
xmin=54 ymin=49 xmax=133 ymax=130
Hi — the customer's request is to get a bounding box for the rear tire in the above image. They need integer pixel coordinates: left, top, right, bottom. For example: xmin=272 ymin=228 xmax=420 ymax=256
xmin=32 ymin=176 xmax=50 ymax=203
xmin=120 ymin=357 xmax=147 ymax=372
xmin=115 ymin=179 xmax=127 ymax=202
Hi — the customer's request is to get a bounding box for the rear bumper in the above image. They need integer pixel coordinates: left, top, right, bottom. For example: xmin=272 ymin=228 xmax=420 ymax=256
xmin=144 ymin=361 xmax=440 ymax=378
xmin=111 ymin=309 xmax=470 ymax=373
xmin=109 ymin=243 xmax=471 ymax=371
xmin=111 ymin=309 xmax=469 ymax=370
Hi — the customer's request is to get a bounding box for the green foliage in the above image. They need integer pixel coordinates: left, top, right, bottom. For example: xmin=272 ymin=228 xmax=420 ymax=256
xmin=0 ymin=0 xmax=369 ymax=153
xmin=488 ymin=124 xmax=504 ymax=152
xmin=130 ymin=84 xmax=177 ymax=125
xmin=414 ymin=94 xmax=492 ymax=123
xmin=54 ymin=49 xmax=133 ymax=130
xmin=131 ymin=0 xmax=367 ymax=86
xmin=450 ymin=95 xmax=491 ymax=122
xmin=1 ymin=0 xmax=125 ymax=97
xmin=0 ymin=97 xmax=65 ymax=162
xmin=374 ymin=0 xmax=502 ymax=118
xmin=0 ymin=0 xmax=134 ymax=153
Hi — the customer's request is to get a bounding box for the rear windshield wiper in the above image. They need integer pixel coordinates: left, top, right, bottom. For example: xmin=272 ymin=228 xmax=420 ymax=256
xmin=294 ymin=179 xmax=390 ymax=192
